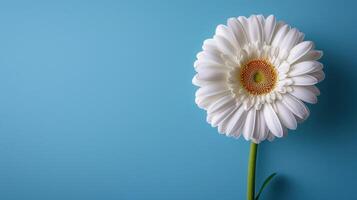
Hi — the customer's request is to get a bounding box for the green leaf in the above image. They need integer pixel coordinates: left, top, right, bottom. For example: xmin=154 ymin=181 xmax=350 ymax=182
xmin=255 ymin=172 xmax=277 ymax=200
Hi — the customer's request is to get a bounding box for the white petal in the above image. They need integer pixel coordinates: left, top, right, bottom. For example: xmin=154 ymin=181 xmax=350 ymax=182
xmin=256 ymin=15 xmax=265 ymax=26
xmin=242 ymin=109 xmax=256 ymax=140
xmin=309 ymin=70 xmax=325 ymax=82
xmin=196 ymin=84 xmax=229 ymax=99
xmin=194 ymin=60 xmax=228 ymax=70
xmin=282 ymin=94 xmax=310 ymax=120
xmin=225 ymin=105 xmax=246 ymax=137
xmin=196 ymin=67 xmax=227 ymax=81
xmin=211 ymin=104 xmax=237 ymax=127
xmin=248 ymin=15 xmax=263 ymax=44
xmin=290 ymin=86 xmax=317 ymax=104
xmin=254 ymin=110 xmax=268 ymax=142
xmin=195 ymin=92 xmax=229 ymax=110
xmin=264 ymin=15 xmax=276 ymax=44
xmin=196 ymin=51 xmax=224 ymax=65
xmin=280 ymin=28 xmax=300 ymax=51
xmin=217 ymin=104 xmax=241 ymax=134
xmin=271 ymin=24 xmax=289 ymax=48
xmin=275 ymin=100 xmax=297 ymax=130
xmin=297 ymin=50 xmax=323 ymax=62
xmin=278 ymin=28 xmax=300 ymax=60
xmin=216 ymin=25 xmax=239 ymax=50
xmin=195 ymin=62 xmax=230 ymax=73
xmin=278 ymin=61 xmax=290 ymax=74
xmin=237 ymin=16 xmax=250 ymax=39
xmin=287 ymin=41 xmax=314 ymax=64
xmin=192 ymin=74 xmax=218 ymax=87
xmin=214 ymin=35 xmax=237 ymax=57
xmin=194 ymin=56 xmax=228 ymax=69
xmin=202 ymin=39 xmax=218 ymax=52
xmin=289 ymin=61 xmax=323 ymax=76
xmin=227 ymin=17 xmax=248 ymax=48
xmin=291 ymin=75 xmax=318 ymax=86
xmin=207 ymin=95 xmax=235 ymax=115
xmin=263 ymin=103 xmax=283 ymax=137
xmin=195 ymin=83 xmax=230 ymax=109
xmin=307 ymin=85 xmax=321 ymax=96
xmin=278 ymin=78 xmax=293 ymax=87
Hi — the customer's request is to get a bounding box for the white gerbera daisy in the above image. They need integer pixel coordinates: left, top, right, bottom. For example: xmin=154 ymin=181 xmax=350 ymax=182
xmin=193 ymin=15 xmax=324 ymax=143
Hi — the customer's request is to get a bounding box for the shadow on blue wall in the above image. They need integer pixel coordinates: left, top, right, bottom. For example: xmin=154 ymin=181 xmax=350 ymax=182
xmin=265 ymin=175 xmax=293 ymax=200
xmin=317 ymin=49 xmax=356 ymax=132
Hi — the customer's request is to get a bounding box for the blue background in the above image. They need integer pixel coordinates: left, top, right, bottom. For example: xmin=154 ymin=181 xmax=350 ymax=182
xmin=0 ymin=0 xmax=355 ymax=199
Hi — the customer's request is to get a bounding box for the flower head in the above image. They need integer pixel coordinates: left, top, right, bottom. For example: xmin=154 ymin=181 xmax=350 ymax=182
xmin=193 ymin=15 xmax=324 ymax=143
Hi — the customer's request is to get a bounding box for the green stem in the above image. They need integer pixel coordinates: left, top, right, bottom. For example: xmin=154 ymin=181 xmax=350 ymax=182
xmin=247 ymin=142 xmax=258 ymax=200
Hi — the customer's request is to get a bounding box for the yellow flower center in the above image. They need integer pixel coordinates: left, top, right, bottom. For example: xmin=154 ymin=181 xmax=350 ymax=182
xmin=240 ymin=59 xmax=277 ymax=95
xmin=253 ymin=71 xmax=264 ymax=83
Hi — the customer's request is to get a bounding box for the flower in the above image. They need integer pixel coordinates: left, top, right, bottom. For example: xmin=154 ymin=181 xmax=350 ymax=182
xmin=193 ymin=15 xmax=324 ymax=143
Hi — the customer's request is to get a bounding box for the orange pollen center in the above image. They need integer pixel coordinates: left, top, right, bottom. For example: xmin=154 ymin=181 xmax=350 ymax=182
xmin=240 ymin=59 xmax=277 ymax=95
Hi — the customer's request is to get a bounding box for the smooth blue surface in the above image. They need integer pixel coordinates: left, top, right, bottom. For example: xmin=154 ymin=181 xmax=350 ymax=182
xmin=0 ymin=0 xmax=355 ymax=199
